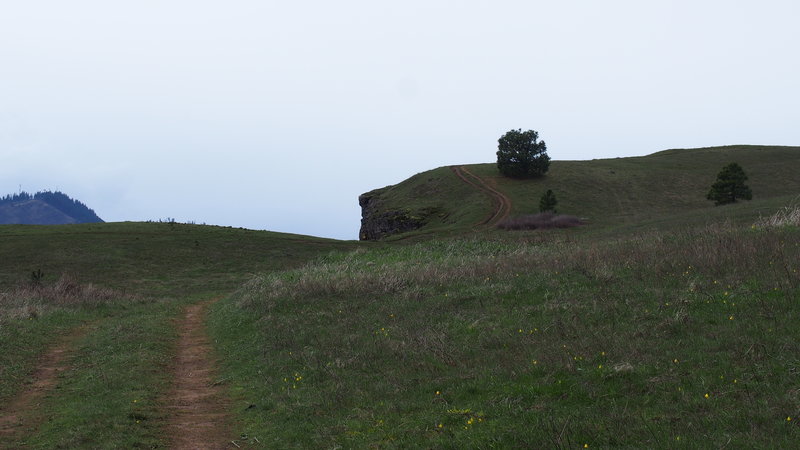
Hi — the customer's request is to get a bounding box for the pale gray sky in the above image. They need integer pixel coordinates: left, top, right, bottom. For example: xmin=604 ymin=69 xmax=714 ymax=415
xmin=1 ymin=1 xmax=798 ymax=239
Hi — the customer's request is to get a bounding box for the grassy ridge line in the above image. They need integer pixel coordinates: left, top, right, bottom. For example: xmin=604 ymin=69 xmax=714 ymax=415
xmin=363 ymin=166 xmax=493 ymax=240
xmin=472 ymin=145 xmax=800 ymax=227
xmin=0 ymin=222 xmax=356 ymax=296
xmin=365 ymin=145 xmax=800 ymax=239
xmin=209 ymin=223 xmax=800 ymax=447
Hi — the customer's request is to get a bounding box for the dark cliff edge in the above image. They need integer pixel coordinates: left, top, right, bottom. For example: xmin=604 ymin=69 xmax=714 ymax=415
xmin=358 ymin=167 xmax=458 ymax=241
xmin=362 ymin=181 xmax=459 ymax=241
xmin=358 ymin=188 xmax=426 ymax=240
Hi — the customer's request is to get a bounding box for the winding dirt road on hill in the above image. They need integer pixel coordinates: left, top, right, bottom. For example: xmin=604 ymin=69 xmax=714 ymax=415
xmin=450 ymin=165 xmax=513 ymax=226
xmin=0 ymin=324 xmax=90 ymax=445
xmin=164 ymin=298 xmax=233 ymax=449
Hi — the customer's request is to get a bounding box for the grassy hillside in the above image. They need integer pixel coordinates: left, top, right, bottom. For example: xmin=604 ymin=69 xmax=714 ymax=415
xmin=360 ymin=166 xmax=493 ymax=239
xmin=0 ymin=222 xmax=355 ymax=447
xmin=0 ymin=221 xmax=356 ymax=296
xmin=365 ymin=145 xmax=800 ymax=239
xmin=210 ymin=219 xmax=800 ymax=447
xmin=206 ymin=145 xmax=800 ymax=446
xmin=481 ymin=145 xmax=800 ymax=232
xmin=2 ymin=145 xmax=799 ymax=447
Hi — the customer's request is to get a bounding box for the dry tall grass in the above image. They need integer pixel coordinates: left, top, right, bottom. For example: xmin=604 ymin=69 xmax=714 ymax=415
xmin=0 ymin=275 xmax=136 ymax=320
xmin=235 ymin=222 xmax=799 ymax=311
xmin=755 ymin=205 xmax=800 ymax=228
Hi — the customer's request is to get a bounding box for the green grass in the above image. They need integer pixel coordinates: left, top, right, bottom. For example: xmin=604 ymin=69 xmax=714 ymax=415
xmin=474 ymin=145 xmax=800 ymax=233
xmin=8 ymin=299 xmax=181 ymax=449
xmin=0 ymin=222 xmax=356 ymax=448
xmin=3 ymin=145 xmax=800 ymax=447
xmin=209 ymin=222 xmax=800 ymax=447
xmin=360 ymin=166 xmax=492 ymax=240
xmin=0 ymin=272 xmax=189 ymax=448
xmin=0 ymin=310 xmax=89 ymax=403
xmin=0 ymin=221 xmax=356 ymax=296
xmin=365 ymin=145 xmax=800 ymax=240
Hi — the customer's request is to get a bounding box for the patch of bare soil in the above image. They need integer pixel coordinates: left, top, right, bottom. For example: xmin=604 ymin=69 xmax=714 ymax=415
xmin=0 ymin=325 xmax=90 ymax=445
xmin=450 ymin=165 xmax=513 ymax=226
xmin=165 ymin=299 xmax=233 ymax=449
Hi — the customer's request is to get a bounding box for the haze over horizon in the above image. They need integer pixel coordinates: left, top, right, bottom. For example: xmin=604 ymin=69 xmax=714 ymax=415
xmin=2 ymin=1 xmax=798 ymax=240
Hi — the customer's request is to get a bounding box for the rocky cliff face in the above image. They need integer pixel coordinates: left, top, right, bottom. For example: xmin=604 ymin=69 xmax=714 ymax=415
xmin=358 ymin=189 xmax=425 ymax=241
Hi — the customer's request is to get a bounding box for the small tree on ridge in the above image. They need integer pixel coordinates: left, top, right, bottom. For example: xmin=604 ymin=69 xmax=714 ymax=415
xmin=707 ymin=162 xmax=752 ymax=205
xmin=539 ymin=189 xmax=558 ymax=213
xmin=496 ymin=129 xmax=550 ymax=178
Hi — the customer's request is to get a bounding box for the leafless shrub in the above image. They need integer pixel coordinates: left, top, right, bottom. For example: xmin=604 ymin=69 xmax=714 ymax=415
xmin=754 ymin=205 xmax=800 ymax=229
xmin=497 ymin=213 xmax=584 ymax=230
xmin=612 ymin=362 xmax=634 ymax=373
xmin=0 ymin=274 xmax=138 ymax=321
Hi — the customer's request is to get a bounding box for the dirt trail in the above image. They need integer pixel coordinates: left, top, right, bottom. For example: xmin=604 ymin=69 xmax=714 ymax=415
xmin=450 ymin=165 xmax=513 ymax=226
xmin=0 ymin=325 xmax=90 ymax=444
xmin=164 ymin=298 xmax=233 ymax=449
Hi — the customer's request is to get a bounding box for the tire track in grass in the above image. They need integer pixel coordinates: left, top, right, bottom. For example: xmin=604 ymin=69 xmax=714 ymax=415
xmin=165 ymin=298 xmax=233 ymax=449
xmin=450 ymin=165 xmax=513 ymax=227
xmin=0 ymin=324 xmax=91 ymax=443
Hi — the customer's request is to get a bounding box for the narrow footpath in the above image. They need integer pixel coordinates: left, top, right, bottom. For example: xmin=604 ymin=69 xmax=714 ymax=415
xmin=0 ymin=325 xmax=90 ymax=447
xmin=164 ymin=299 xmax=233 ymax=449
xmin=450 ymin=165 xmax=513 ymax=226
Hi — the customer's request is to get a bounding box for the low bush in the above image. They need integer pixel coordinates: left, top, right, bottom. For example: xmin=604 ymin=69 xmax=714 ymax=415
xmin=497 ymin=212 xmax=584 ymax=230
xmin=754 ymin=205 xmax=800 ymax=228
xmin=0 ymin=274 xmax=138 ymax=320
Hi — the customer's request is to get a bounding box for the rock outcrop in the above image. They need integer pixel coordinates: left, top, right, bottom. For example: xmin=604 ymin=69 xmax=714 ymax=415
xmin=358 ymin=189 xmax=425 ymax=241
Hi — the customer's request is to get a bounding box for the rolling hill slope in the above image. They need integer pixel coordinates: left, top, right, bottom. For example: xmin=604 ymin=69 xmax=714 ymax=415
xmin=0 ymin=222 xmax=356 ymax=296
xmin=0 ymin=222 xmax=357 ymax=447
xmin=215 ymin=143 xmax=800 ymax=446
xmin=2 ymin=144 xmax=799 ymax=447
xmin=359 ymin=145 xmax=800 ymax=239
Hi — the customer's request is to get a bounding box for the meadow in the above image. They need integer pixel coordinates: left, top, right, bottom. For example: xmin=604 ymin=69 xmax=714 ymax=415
xmin=209 ymin=216 xmax=800 ymax=447
xmin=0 ymin=223 xmax=354 ymax=448
xmin=374 ymin=145 xmax=800 ymax=240
xmin=1 ymin=145 xmax=799 ymax=448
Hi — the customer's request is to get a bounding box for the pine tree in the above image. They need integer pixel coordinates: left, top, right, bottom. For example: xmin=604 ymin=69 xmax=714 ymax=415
xmin=539 ymin=189 xmax=558 ymax=213
xmin=496 ymin=129 xmax=550 ymax=178
xmin=707 ymin=162 xmax=753 ymax=205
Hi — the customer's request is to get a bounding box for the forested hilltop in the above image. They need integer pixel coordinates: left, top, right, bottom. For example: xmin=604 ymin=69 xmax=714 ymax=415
xmin=0 ymin=191 xmax=103 ymax=225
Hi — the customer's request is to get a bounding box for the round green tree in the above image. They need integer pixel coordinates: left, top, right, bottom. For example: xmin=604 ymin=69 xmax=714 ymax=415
xmin=496 ymin=129 xmax=550 ymax=178
xmin=539 ymin=189 xmax=557 ymax=213
xmin=707 ymin=162 xmax=753 ymax=205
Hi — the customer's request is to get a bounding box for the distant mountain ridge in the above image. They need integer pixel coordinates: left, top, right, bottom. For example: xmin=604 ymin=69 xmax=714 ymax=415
xmin=0 ymin=191 xmax=103 ymax=225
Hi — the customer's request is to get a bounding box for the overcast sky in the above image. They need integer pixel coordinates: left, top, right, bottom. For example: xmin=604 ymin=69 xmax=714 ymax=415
xmin=1 ymin=1 xmax=798 ymax=239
